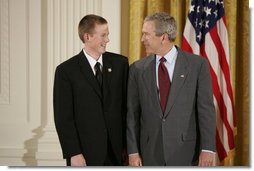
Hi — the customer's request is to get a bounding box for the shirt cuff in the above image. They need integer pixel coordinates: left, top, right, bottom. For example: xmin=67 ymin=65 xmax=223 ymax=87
xmin=202 ymin=149 xmax=216 ymax=154
xmin=128 ymin=153 xmax=139 ymax=156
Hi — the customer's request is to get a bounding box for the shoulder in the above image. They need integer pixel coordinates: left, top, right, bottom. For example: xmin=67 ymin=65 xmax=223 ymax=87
xmin=178 ymin=48 xmax=208 ymax=64
xmin=104 ymin=51 xmax=128 ymax=63
xmin=130 ymin=54 xmax=154 ymax=69
xmin=130 ymin=54 xmax=155 ymax=70
xmin=56 ymin=51 xmax=82 ymax=71
xmin=177 ymin=49 xmax=210 ymax=76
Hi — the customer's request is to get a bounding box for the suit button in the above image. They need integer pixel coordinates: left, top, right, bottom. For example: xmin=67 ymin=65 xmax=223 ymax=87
xmin=162 ymin=119 xmax=166 ymax=122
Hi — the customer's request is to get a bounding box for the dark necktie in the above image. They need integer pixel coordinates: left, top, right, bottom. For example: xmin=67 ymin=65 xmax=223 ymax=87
xmin=158 ymin=57 xmax=170 ymax=113
xmin=95 ymin=62 xmax=103 ymax=87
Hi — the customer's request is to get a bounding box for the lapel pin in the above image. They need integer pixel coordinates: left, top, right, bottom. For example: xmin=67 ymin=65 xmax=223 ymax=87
xmin=108 ymin=68 xmax=112 ymax=72
xmin=180 ymin=75 xmax=184 ymax=78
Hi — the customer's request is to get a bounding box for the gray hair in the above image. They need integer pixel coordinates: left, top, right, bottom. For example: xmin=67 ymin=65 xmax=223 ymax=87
xmin=144 ymin=12 xmax=177 ymax=42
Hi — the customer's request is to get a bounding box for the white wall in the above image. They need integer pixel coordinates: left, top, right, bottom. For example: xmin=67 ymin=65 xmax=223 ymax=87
xmin=0 ymin=0 xmax=121 ymax=166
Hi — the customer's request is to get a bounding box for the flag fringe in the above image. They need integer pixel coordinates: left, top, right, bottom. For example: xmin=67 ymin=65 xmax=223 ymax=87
xmin=219 ymin=148 xmax=236 ymax=166
xmin=234 ymin=127 xmax=237 ymax=136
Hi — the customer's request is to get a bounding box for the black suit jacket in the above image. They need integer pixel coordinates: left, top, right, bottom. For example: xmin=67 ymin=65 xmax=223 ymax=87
xmin=53 ymin=51 xmax=128 ymax=165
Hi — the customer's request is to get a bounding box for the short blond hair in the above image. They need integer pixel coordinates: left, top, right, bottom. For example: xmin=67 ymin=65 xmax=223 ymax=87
xmin=78 ymin=14 xmax=107 ymax=43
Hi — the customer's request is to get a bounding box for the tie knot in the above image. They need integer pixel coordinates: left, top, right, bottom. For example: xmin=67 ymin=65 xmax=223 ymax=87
xmin=95 ymin=62 xmax=102 ymax=72
xmin=94 ymin=62 xmax=103 ymax=88
xmin=160 ymin=57 xmax=166 ymax=63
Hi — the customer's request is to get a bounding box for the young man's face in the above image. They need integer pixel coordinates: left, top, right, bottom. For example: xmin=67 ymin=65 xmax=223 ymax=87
xmin=141 ymin=21 xmax=163 ymax=55
xmin=86 ymin=23 xmax=110 ymax=57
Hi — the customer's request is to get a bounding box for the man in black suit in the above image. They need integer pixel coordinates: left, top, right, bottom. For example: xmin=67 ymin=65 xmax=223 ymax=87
xmin=53 ymin=14 xmax=128 ymax=166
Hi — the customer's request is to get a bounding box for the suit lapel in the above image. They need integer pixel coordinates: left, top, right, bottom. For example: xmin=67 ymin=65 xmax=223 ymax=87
xmin=164 ymin=50 xmax=189 ymax=118
xmin=102 ymin=53 xmax=112 ymax=99
xmin=78 ymin=51 xmax=103 ymax=99
xmin=142 ymin=55 xmax=163 ymax=117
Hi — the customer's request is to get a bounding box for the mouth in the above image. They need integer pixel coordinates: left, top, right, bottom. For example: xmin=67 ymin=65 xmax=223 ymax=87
xmin=101 ymin=44 xmax=106 ymax=48
xmin=143 ymin=43 xmax=149 ymax=47
xmin=143 ymin=44 xmax=149 ymax=50
xmin=100 ymin=46 xmax=106 ymax=50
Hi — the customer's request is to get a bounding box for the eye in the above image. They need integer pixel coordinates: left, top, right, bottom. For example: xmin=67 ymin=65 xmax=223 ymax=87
xmin=102 ymin=33 xmax=108 ymax=38
xmin=145 ymin=32 xmax=151 ymax=36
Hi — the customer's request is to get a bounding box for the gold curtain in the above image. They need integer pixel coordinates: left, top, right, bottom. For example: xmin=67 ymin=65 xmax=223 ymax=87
xmin=126 ymin=0 xmax=249 ymax=166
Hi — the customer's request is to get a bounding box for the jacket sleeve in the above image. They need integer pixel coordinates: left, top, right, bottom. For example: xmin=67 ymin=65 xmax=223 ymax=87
xmin=53 ymin=65 xmax=82 ymax=158
xmin=126 ymin=63 xmax=141 ymax=154
xmin=197 ymin=59 xmax=216 ymax=152
xmin=121 ymin=57 xmax=129 ymax=149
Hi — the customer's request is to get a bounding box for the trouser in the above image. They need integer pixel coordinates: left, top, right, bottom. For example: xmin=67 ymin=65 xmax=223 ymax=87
xmin=66 ymin=137 xmax=119 ymax=166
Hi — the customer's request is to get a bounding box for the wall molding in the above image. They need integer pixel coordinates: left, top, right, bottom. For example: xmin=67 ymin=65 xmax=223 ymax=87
xmin=0 ymin=0 xmax=121 ymax=166
xmin=0 ymin=0 xmax=10 ymax=104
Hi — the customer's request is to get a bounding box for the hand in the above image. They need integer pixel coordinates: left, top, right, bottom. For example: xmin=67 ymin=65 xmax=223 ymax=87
xmin=128 ymin=153 xmax=142 ymax=166
xmin=198 ymin=151 xmax=215 ymax=166
xmin=71 ymin=154 xmax=86 ymax=166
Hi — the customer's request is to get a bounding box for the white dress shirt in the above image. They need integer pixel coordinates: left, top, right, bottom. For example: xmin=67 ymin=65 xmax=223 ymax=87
xmin=155 ymin=46 xmax=177 ymax=88
xmin=83 ymin=49 xmax=103 ymax=75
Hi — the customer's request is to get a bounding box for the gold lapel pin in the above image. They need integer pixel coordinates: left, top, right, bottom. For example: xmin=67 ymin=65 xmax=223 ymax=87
xmin=108 ymin=68 xmax=112 ymax=72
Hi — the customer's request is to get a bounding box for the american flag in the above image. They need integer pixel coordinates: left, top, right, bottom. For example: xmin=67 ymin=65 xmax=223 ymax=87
xmin=182 ymin=0 xmax=236 ymax=164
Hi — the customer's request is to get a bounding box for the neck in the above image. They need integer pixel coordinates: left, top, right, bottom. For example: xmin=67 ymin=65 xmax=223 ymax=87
xmin=159 ymin=43 xmax=174 ymax=57
xmin=84 ymin=47 xmax=101 ymax=61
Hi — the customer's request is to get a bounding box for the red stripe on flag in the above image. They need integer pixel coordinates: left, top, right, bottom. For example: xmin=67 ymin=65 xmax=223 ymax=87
xmin=209 ymin=19 xmax=236 ymax=127
xmin=216 ymin=128 xmax=227 ymax=161
xmin=182 ymin=36 xmax=193 ymax=53
xmin=182 ymin=0 xmax=236 ymax=163
xmin=200 ymin=44 xmax=235 ymax=150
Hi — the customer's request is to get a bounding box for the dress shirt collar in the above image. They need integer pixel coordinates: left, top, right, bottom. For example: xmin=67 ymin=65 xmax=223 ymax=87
xmin=83 ymin=49 xmax=103 ymax=74
xmin=156 ymin=46 xmax=177 ymax=64
xmin=83 ymin=49 xmax=103 ymax=65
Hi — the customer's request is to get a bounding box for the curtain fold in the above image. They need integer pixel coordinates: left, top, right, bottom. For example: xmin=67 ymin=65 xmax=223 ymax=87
xmin=127 ymin=0 xmax=249 ymax=166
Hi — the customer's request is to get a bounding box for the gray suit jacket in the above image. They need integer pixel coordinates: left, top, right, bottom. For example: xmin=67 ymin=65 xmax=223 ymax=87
xmin=127 ymin=48 xmax=216 ymax=166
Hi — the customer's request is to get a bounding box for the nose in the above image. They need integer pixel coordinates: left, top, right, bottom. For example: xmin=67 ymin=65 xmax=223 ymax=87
xmin=106 ymin=36 xmax=110 ymax=43
xmin=141 ymin=34 xmax=145 ymax=42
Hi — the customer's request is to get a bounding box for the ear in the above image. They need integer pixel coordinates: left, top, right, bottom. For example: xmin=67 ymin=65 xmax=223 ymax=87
xmin=162 ymin=33 xmax=168 ymax=41
xmin=83 ymin=33 xmax=90 ymax=42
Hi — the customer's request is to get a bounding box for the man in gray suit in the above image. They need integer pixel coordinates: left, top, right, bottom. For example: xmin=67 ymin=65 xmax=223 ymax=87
xmin=127 ymin=12 xmax=216 ymax=166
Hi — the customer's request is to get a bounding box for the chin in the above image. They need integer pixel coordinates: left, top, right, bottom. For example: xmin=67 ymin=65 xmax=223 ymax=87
xmin=145 ymin=50 xmax=153 ymax=56
xmin=100 ymin=49 xmax=106 ymax=53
